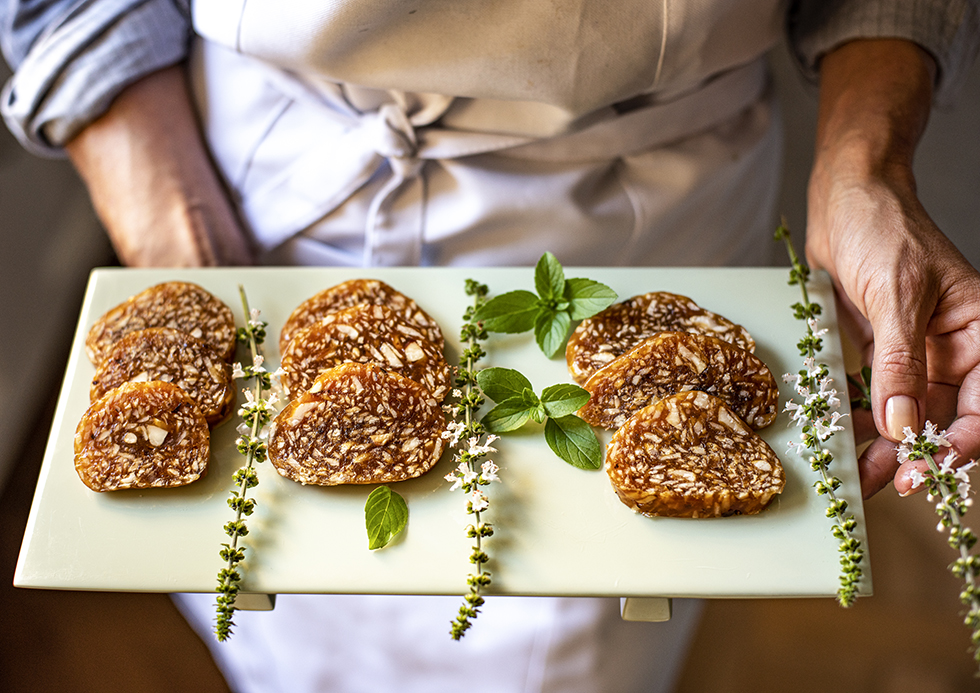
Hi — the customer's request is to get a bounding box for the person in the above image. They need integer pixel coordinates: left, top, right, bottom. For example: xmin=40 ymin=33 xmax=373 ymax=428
xmin=3 ymin=1 xmax=979 ymax=691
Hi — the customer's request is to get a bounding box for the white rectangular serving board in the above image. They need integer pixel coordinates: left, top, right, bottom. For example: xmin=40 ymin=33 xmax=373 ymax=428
xmin=15 ymin=267 xmax=871 ymax=599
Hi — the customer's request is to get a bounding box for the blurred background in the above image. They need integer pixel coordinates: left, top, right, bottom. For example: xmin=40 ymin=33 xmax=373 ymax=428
xmin=1 ymin=39 xmax=979 ymax=692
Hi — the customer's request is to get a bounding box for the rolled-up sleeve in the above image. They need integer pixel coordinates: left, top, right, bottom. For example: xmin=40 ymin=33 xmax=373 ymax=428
xmin=789 ymin=0 xmax=980 ymax=105
xmin=1 ymin=0 xmax=191 ymax=156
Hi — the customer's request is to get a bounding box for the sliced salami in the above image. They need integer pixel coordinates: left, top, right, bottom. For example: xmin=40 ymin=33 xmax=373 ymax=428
xmin=90 ymin=327 xmax=235 ymax=426
xmin=86 ymin=281 xmax=237 ymax=365
xmin=279 ymin=279 xmax=443 ymax=353
xmin=280 ymin=304 xmax=451 ymax=400
xmin=605 ymin=391 xmax=784 ymax=518
xmin=578 ymin=331 xmax=778 ymax=430
xmin=269 ymin=362 xmax=447 ymax=486
xmin=74 ymin=381 xmax=210 ymax=492
xmin=566 ymin=291 xmax=755 ymax=384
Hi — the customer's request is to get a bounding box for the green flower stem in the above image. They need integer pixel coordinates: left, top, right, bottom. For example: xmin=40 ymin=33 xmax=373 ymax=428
xmin=448 ymin=280 xmax=496 ymax=640
xmin=777 ymin=224 xmax=864 ymax=606
xmin=215 ymin=286 xmax=270 ymax=642
xmin=923 ymin=455 xmax=980 ymax=656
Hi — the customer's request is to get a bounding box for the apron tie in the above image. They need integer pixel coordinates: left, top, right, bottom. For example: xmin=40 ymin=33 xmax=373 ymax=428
xmin=364 ymin=103 xmax=427 ymax=266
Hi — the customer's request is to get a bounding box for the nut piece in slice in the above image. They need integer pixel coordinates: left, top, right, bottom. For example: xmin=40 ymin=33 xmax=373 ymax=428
xmin=269 ymin=362 xmax=447 ymax=486
xmin=279 ymin=279 xmax=444 ymax=354
xmin=86 ymin=281 xmax=237 ymax=365
xmin=90 ymin=327 xmax=235 ymax=426
xmin=606 ymin=391 xmax=784 ymax=518
xmin=566 ymin=291 xmax=756 ymax=384
xmin=578 ymin=331 xmax=778 ymax=430
xmin=74 ymin=381 xmax=210 ymax=492
xmin=280 ymin=304 xmax=451 ymax=400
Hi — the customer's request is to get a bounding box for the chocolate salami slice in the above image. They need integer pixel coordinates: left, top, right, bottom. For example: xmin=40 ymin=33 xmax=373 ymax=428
xmin=269 ymin=362 xmax=447 ymax=486
xmin=279 ymin=279 xmax=443 ymax=353
xmin=566 ymin=291 xmax=755 ymax=385
xmin=74 ymin=381 xmax=210 ymax=492
xmin=578 ymin=331 xmax=778 ymax=430
xmin=280 ymin=304 xmax=451 ymax=400
xmin=86 ymin=281 xmax=236 ymax=365
xmin=605 ymin=391 xmax=784 ymax=518
xmin=90 ymin=327 xmax=235 ymax=426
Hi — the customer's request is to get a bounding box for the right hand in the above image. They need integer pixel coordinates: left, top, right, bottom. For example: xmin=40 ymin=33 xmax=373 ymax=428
xmin=65 ymin=65 xmax=253 ymax=267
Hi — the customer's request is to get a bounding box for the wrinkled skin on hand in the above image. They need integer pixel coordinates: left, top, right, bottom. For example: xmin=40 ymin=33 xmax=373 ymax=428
xmin=807 ymin=168 xmax=980 ymax=498
xmin=805 ymin=41 xmax=980 ymax=499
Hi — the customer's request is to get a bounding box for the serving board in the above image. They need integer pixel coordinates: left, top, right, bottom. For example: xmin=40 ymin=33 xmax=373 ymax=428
xmin=14 ymin=267 xmax=871 ymax=600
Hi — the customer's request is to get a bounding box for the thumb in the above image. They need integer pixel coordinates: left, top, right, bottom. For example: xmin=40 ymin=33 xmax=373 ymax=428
xmin=867 ymin=301 xmax=929 ymax=443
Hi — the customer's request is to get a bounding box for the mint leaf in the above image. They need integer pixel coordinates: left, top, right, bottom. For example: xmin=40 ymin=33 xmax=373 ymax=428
xmin=474 ymin=290 xmax=539 ymax=333
xmin=365 ymin=486 xmax=409 ymax=550
xmin=544 ymin=415 xmax=602 ymax=470
xmin=482 ymin=399 xmax=534 ymax=433
xmin=535 ymin=252 xmax=565 ymax=300
xmin=540 ymin=383 xmax=590 ymax=418
xmin=477 ymin=367 xmax=534 ymax=403
xmin=564 ymin=278 xmax=618 ymax=320
xmin=535 ymin=308 xmax=571 ymax=358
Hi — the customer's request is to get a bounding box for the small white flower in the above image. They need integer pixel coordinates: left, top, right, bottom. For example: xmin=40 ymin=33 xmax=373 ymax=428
xmin=232 ymin=363 xmax=246 ymax=380
xmin=908 ymin=468 xmax=927 ymax=489
xmin=441 ymin=420 xmax=466 ymax=446
xmin=469 ymin=490 xmax=489 ymax=513
xmin=923 ymin=421 xmax=952 ymax=449
xmin=467 ymin=435 xmax=499 ymax=457
xmin=480 ymin=460 xmax=500 ymax=483
xmin=445 ymin=472 xmax=463 ymax=491
xmin=457 ymin=461 xmax=479 ymax=485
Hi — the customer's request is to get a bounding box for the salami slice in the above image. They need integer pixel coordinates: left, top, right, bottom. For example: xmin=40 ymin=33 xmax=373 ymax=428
xmin=280 ymin=304 xmax=451 ymax=400
xmin=578 ymin=331 xmax=778 ymax=430
xmin=605 ymin=391 xmax=784 ymax=518
xmin=279 ymin=279 xmax=443 ymax=353
xmin=74 ymin=381 xmax=210 ymax=492
xmin=86 ymin=281 xmax=237 ymax=365
xmin=269 ymin=362 xmax=447 ymax=486
xmin=566 ymin=291 xmax=755 ymax=384
xmin=90 ymin=327 xmax=235 ymax=426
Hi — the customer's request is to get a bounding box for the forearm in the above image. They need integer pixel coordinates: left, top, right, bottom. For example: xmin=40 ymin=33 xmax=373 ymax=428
xmin=812 ymin=38 xmax=934 ymax=192
xmin=802 ymin=38 xmax=980 ymax=497
xmin=65 ymin=64 xmax=253 ymax=267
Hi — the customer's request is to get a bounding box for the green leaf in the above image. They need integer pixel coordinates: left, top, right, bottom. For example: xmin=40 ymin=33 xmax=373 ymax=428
xmin=544 ymin=415 xmax=603 ymax=470
xmin=535 ymin=252 xmax=565 ymax=300
xmin=535 ymin=308 xmax=572 ymax=358
xmin=540 ymin=383 xmax=590 ymax=418
xmin=477 ymin=367 xmax=534 ymax=404
xmin=482 ymin=399 xmax=534 ymax=433
xmin=365 ymin=486 xmax=409 ymax=550
xmin=564 ymin=278 xmax=618 ymax=320
xmin=473 ymin=290 xmax=539 ymax=333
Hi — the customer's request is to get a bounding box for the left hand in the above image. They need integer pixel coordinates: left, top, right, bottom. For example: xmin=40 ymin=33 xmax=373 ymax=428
xmin=804 ymin=39 xmax=980 ymax=498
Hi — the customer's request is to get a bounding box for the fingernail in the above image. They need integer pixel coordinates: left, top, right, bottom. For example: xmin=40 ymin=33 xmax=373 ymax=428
xmin=885 ymin=395 xmax=918 ymax=441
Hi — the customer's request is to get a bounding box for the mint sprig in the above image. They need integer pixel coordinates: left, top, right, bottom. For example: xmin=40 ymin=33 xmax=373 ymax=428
xmin=477 ymin=367 xmax=601 ymax=470
xmin=365 ymin=485 xmax=409 ymax=550
xmin=475 ymin=253 xmax=617 ymax=357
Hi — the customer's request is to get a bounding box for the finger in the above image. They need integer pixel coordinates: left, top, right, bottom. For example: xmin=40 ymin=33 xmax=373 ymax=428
xmin=866 ymin=282 xmax=933 ymax=442
xmin=850 ymin=406 xmax=877 ymax=446
xmin=858 ymin=436 xmax=901 ymax=499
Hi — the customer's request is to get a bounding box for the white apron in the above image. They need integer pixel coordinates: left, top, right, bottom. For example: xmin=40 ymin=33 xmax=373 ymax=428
xmin=180 ymin=2 xmax=785 ymax=691
xmin=189 ymin=0 xmax=786 ymax=268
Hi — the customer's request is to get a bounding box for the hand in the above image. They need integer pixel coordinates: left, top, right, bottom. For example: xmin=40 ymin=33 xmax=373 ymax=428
xmin=65 ymin=65 xmax=253 ymax=267
xmin=805 ymin=40 xmax=980 ymax=498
